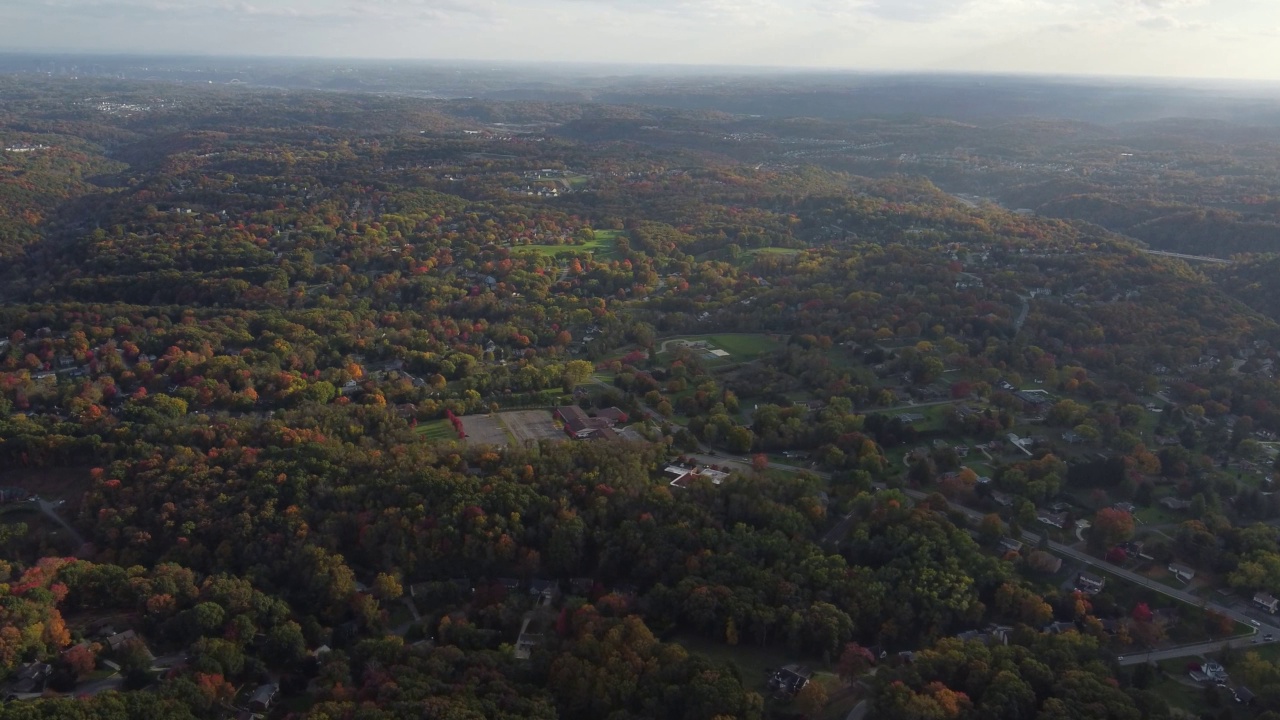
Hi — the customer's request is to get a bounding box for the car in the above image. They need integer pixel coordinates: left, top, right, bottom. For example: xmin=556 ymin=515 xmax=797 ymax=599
xmin=1117 ymin=656 xmax=1124 ymax=661
xmin=1252 ymin=620 xmax=1262 ymax=627
xmin=1253 ymin=638 xmax=1260 ymax=644
xmin=1266 ymin=634 xmax=1275 ymax=641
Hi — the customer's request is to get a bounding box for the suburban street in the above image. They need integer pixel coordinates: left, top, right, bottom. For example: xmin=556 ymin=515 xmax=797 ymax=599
xmin=669 ymin=406 xmax=1277 ymax=667
xmin=886 ymin=484 xmax=1280 ymax=662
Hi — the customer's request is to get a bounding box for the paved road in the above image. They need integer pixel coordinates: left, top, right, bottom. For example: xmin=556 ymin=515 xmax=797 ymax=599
xmin=1117 ymin=638 xmax=1269 ymax=667
xmin=875 ymin=399 xmax=960 ymax=415
xmin=1141 ymin=249 xmax=1233 ymax=265
xmin=845 ymin=699 xmax=869 ymax=720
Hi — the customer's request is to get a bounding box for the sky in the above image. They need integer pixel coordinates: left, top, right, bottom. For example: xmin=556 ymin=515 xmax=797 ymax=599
xmin=3 ymin=0 xmax=1279 ymax=80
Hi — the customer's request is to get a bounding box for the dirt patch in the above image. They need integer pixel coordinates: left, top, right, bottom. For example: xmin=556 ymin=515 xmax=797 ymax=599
xmin=0 ymin=466 xmax=92 ymax=503
xmin=460 ymin=414 xmax=510 ymax=447
xmin=501 ymin=410 xmax=565 ymax=444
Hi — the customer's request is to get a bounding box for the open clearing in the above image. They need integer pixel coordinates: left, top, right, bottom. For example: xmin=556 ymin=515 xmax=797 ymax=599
xmin=501 ymin=410 xmax=564 ymax=444
xmin=656 ymin=333 xmax=784 ymax=362
xmin=510 ymin=229 xmax=624 ymax=261
xmin=415 ymin=419 xmax=457 ymax=442
xmin=460 ymin=414 xmax=511 ymax=447
xmin=0 ymin=466 xmax=91 ymax=503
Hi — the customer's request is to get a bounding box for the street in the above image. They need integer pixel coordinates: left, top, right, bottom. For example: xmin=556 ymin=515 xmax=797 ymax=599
xmin=884 ymin=483 xmax=1280 ymax=661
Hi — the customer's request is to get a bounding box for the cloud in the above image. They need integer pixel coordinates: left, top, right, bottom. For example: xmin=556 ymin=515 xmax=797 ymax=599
xmin=27 ymin=0 xmax=492 ymax=22
xmin=855 ymin=0 xmax=977 ymax=22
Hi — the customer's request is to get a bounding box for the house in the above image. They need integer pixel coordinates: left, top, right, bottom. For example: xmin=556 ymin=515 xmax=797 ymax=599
xmin=1202 ymin=661 xmax=1228 ymax=681
xmin=514 ymin=616 xmax=544 ymax=660
xmin=1076 ymin=572 xmax=1105 ymax=594
xmin=1160 ymin=497 xmax=1193 ymax=510
xmin=1236 ymin=686 xmax=1256 ymax=705
xmin=1014 ymin=390 xmax=1051 ymax=407
xmin=529 ymin=579 xmax=559 ymax=605
xmin=768 ymin=665 xmax=811 ymax=697
xmin=104 ymin=629 xmax=138 ymax=653
xmin=0 ymin=487 xmax=33 ymax=504
xmin=248 ymin=683 xmax=278 ymax=712
xmin=8 ymin=662 xmax=52 ymax=694
xmin=1113 ymin=502 xmax=1137 ymax=514
xmin=1120 ymin=540 xmax=1145 ymax=556
xmin=1254 ymin=592 xmax=1279 ymax=614
xmin=1044 ymin=620 xmax=1077 ymax=635
xmin=1167 ymin=562 xmax=1196 ymax=583
xmin=1037 ymin=510 xmax=1069 ymax=529
xmin=569 ymin=577 xmax=594 ymax=596
xmin=998 ymin=538 xmax=1024 ymax=555
xmin=991 ymin=491 xmax=1014 ymax=507
xmin=497 ymin=577 xmax=520 ymax=592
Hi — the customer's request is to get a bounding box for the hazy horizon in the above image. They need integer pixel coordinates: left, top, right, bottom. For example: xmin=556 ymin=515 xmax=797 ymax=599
xmin=3 ymin=0 xmax=1279 ymax=82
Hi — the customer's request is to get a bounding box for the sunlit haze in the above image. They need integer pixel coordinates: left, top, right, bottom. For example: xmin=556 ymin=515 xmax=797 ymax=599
xmin=3 ymin=0 xmax=1280 ymax=80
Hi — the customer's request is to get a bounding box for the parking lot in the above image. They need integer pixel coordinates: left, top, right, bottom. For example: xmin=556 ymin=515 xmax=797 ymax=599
xmin=461 ymin=415 xmax=510 ymax=447
xmin=501 ymin=410 xmax=565 ymax=444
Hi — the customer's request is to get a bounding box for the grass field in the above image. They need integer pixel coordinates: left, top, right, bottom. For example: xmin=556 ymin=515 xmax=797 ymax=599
xmin=415 ymin=419 xmax=458 ymax=442
xmin=512 ymin=229 xmax=624 ymax=260
xmin=657 ymin=334 xmax=784 ymax=362
xmin=704 ymin=334 xmax=784 ymax=357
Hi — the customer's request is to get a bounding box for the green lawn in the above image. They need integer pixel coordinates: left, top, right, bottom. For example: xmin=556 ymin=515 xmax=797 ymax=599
xmin=415 ymin=419 xmax=457 ymax=441
xmin=512 ymin=229 xmax=623 ymax=261
xmin=704 ymin=334 xmax=784 ymax=357
xmin=1135 ymin=505 xmax=1182 ymax=527
xmin=1147 ymin=671 xmax=1221 ymax=718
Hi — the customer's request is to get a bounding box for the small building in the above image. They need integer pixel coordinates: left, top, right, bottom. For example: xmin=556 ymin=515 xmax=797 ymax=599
xmin=248 ymin=683 xmax=278 ymax=712
xmin=1076 ymin=572 xmax=1105 ymax=595
xmin=1037 ymin=510 xmax=1068 ymax=529
xmin=104 ymin=629 xmax=138 ymax=653
xmin=1044 ymin=620 xmax=1077 ymax=635
xmin=1167 ymin=562 xmax=1196 ymax=583
xmin=529 ymin=579 xmax=559 ymax=605
xmin=1202 ymin=661 xmax=1228 ymax=681
xmin=8 ymin=662 xmax=52 ymax=694
xmin=998 ymin=538 xmax=1024 ymax=555
xmin=1254 ymin=592 xmax=1279 ymax=614
xmin=768 ymin=664 xmax=811 ymax=697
